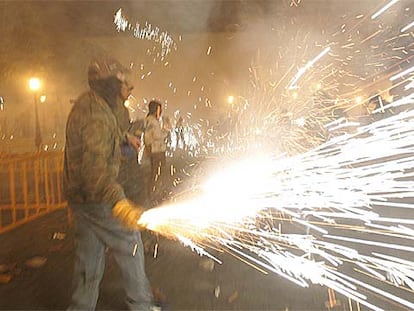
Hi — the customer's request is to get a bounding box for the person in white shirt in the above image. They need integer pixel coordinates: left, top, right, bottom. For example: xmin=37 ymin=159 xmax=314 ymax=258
xmin=144 ymin=100 xmax=168 ymax=205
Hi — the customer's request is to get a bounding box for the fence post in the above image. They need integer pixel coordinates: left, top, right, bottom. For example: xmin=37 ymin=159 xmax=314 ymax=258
xmin=43 ymin=156 xmax=50 ymax=210
xmin=8 ymin=161 xmax=16 ymax=224
xmin=22 ymin=161 xmax=29 ymax=219
xmin=34 ymin=156 xmax=40 ymax=212
xmin=0 ymin=152 xmax=67 ymax=234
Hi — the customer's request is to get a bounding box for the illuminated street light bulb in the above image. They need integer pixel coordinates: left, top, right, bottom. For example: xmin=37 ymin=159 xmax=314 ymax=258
xmin=124 ymin=99 xmax=130 ymax=108
xmin=227 ymin=95 xmax=234 ymax=105
xmin=355 ymin=96 xmax=363 ymax=104
xmin=40 ymin=95 xmax=46 ymax=103
xmin=29 ymin=77 xmax=41 ymax=91
xmin=292 ymin=92 xmax=298 ymax=99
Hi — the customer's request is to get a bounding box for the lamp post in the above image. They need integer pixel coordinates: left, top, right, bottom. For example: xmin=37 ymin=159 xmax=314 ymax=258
xmin=227 ymin=95 xmax=234 ymax=106
xmin=29 ymin=77 xmax=42 ymax=152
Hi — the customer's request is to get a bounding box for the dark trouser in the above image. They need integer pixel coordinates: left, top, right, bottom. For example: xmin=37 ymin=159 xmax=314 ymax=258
xmin=148 ymin=152 xmax=166 ymax=204
xmin=118 ymin=157 xmax=147 ymax=206
xmin=68 ymin=203 xmax=154 ymax=311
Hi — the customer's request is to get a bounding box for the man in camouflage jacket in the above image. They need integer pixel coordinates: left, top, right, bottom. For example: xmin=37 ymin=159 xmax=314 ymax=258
xmin=63 ymin=58 xmax=155 ymax=310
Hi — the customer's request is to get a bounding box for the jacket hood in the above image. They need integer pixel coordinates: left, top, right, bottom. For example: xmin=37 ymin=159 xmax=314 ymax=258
xmin=89 ymin=76 xmax=122 ymax=109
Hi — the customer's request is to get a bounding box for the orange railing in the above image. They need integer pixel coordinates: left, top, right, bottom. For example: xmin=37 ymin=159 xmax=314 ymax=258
xmin=0 ymin=151 xmax=66 ymax=234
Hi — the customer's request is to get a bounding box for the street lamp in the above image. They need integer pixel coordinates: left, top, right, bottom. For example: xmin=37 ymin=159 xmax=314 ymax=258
xmin=28 ymin=77 xmax=42 ymax=152
xmin=227 ymin=95 xmax=234 ymax=105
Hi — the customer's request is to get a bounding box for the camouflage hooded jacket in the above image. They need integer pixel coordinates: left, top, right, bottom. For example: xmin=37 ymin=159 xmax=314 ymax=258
xmin=63 ymin=91 xmax=126 ymax=207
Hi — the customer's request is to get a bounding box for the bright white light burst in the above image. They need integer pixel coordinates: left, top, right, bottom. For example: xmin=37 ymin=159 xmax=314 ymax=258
xmin=139 ymin=91 xmax=414 ymax=311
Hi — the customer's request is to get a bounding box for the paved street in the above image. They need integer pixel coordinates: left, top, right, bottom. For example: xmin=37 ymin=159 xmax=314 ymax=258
xmin=0 ymin=209 xmax=330 ymax=310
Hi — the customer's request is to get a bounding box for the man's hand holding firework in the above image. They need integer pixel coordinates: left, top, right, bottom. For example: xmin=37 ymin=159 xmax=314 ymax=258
xmin=113 ymin=199 xmax=146 ymax=230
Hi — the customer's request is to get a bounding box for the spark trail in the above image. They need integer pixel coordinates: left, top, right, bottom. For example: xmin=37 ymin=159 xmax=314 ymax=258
xmin=288 ymin=46 xmax=331 ymax=90
xmin=114 ymin=8 xmax=176 ymax=58
xmin=139 ymin=91 xmax=414 ymax=311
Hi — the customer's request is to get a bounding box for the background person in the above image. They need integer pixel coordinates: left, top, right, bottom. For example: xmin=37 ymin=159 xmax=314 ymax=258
xmin=143 ymin=100 xmax=169 ymax=206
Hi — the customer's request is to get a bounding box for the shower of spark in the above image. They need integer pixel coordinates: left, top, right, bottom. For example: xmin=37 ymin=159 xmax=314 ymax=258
xmin=238 ymin=0 xmax=412 ymax=157
xmin=243 ymin=42 xmax=338 ymax=155
xmin=139 ymin=90 xmax=414 ymax=310
xmin=113 ymin=8 xmax=176 ymax=57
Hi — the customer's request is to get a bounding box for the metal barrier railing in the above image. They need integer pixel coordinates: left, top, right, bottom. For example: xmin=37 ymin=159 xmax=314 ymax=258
xmin=0 ymin=151 xmax=66 ymax=234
